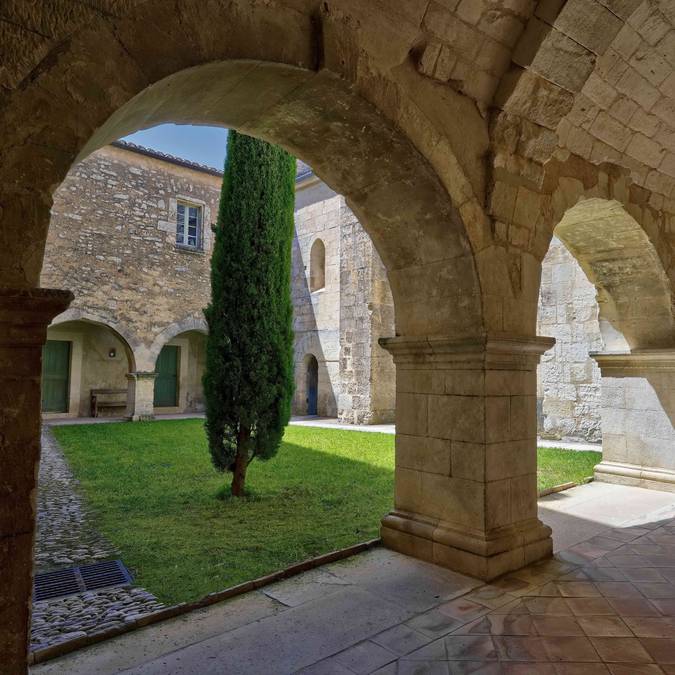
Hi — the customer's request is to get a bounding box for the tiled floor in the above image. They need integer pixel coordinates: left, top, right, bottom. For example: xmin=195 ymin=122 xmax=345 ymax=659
xmin=32 ymin=483 xmax=675 ymax=674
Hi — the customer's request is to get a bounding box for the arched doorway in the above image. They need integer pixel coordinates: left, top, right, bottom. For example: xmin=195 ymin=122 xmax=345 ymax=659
xmin=45 ymin=316 xmax=137 ymax=418
xmin=306 ymin=354 xmax=318 ymax=416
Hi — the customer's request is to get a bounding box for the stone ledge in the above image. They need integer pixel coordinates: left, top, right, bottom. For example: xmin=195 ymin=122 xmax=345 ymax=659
xmin=591 ymin=349 xmax=675 ymax=374
xmin=595 ymin=460 xmax=675 ymax=493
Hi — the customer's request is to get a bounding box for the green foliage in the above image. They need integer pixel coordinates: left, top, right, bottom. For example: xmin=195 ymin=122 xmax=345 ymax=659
xmin=53 ymin=420 xmax=601 ymax=605
xmin=203 ymin=131 xmax=296 ymax=486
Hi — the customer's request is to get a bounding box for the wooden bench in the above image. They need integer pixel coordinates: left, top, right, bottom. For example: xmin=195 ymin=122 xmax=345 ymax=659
xmin=90 ymin=388 xmax=127 ymax=418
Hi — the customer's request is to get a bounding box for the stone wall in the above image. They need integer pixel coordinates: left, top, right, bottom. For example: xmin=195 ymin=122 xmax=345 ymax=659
xmin=43 ymin=143 xmax=396 ymax=423
xmin=338 ymin=205 xmax=395 ymax=424
xmin=537 ymin=236 xmax=604 ymax=443
xmin=291 ymin=178 xmax=341 ymax=417
xmin=42 ymin=143 xmax=219 ymax=372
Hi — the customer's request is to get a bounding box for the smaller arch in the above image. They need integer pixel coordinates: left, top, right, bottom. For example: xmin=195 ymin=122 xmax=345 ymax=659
xmin=554 ymin=198 xmax=674 ymax=350
xmin=309 ymin=239 xmax=326 ymax=292
xmin=51 ymin=309 xmax=138 ymax=372
xmin=145 ymin=315 xmax=208 ymax=371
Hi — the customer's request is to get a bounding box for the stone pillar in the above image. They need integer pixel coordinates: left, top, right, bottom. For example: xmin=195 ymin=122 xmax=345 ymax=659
xmin=0 ymin=288 xmax=72 ymax=673
xmin=126 ymin=371 xmax=157 ymax=421
xmin=592 ymin=351 xmax=675 ymax=491
xmin=380 ymin=334 xmax=555 ymax=581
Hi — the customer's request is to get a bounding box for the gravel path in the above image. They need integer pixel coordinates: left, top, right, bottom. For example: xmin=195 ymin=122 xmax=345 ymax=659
xmin=32 ymin=429 xmax=165 ymax=651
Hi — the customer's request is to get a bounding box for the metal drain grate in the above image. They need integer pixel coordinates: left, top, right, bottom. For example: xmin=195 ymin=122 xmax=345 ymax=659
xmin=34 ymin=560 xmax=133 ymax=601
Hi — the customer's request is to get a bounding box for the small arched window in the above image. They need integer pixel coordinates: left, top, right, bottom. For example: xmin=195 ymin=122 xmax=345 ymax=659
xmin=309 ymin=239 xmax=326 ymax=292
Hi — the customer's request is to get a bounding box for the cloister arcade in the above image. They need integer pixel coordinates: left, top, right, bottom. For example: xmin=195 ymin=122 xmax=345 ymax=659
xmin=1 ymin=1 xmax=674 ymax=670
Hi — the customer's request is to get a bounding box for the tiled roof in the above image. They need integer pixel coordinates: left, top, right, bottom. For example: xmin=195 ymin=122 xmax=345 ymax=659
xmin=112 ymin=140 xmax=315 ymax=183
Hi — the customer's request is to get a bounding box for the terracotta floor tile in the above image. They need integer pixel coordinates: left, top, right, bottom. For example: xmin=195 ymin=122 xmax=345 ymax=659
xmin=542 ymin=636 xmax=600 ymax=663
xmin=623 ymin=569 xmax=667 ymax=583
xmin=490 ymin=599 xmax=530 ymax=615
xmin=606 ymin=555 xmax=650 ymax=568
xmin=437 ymin=598 xmax=490 ymax=623
xmin=565 ymin=598 xmax=615 ymax=616
xmin=447 ymin=662 xmax=502 ymax=674
xmin=493 ymin=636 xmax=549 ymax=662
xmin=557 ymin=550 xmax=599 ymax=567
xmin=640 ymin=639 xmax=675 ymax=664
xmin=645 ymin=557 xmax=675 ymax=567
xmin=652 ymin=600 xmax=675 ymax=616
xmin=443 ymin=635 xmax=497 ymax=661
xmin=607 ymin=665 xmax=665 ymax=674
xmin=636 ymin=584 xmax=675 ymax=600
xmin=594 ymin=582 xmax=643 ymax=598
xmin=491 ymin=577 xmax=538 ymax=597
xmin=553 ymin=666 xmax=610 ymax=674
xmin=575 ymin=568 xmax=627 ymax=583
xmin=533 ymin=616 xmax=585 ymax=636
xmin=659 ymin=570 xmax=675 ymax=584
xmin=464 ymin=586 xmax=516 ymax=610
xmin=536 ymin=583 xmax=564 ymax=597
xmin=501 ymin=664 xmax=557 ymax=674
xmin=525 ymin=598 xmax=574 ymax=615
xmin=459 ymin=615 xmax=537 ymax=637
xmin=606 ymin=528 xmax=650 ymax=542
xmin=556 ymin=583 xmax=602 ymax=598
xmin=607 ymin=598 xmax=662 ymax=616
xmin=623 ymin=617 xmax=675 ymax=638
xmin=590 ymin=637 xmax=652 ymax=663
xmin=576 ymin=616 xmax=632 ymax=637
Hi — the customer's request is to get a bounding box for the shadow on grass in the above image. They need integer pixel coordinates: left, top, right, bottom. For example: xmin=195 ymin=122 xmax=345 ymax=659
xmin=50 ymin=422 xmax=395 ymax=604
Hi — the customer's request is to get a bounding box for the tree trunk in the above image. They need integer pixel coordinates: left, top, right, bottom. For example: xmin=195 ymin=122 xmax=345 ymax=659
xmin=231 ymin=425 xmax=250 ymax=497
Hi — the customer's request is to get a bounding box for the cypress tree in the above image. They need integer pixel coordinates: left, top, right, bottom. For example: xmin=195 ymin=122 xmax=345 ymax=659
xmin=203 ymin=131 xmax=296 ymax=497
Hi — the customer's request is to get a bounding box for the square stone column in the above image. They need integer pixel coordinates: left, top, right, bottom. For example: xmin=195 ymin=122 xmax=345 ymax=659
xmin=0 ymin=288 xmax=73 ymax=673
xmin=126 ymin=371 xmax=157 ymax=421
xmin=380 ymin=334 xmax=555 ymax=581
xmin=592 ymin=351 xmax=675 ymax=491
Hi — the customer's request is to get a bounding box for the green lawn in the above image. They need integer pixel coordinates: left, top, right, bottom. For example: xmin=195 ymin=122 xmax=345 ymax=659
xmin=52 ymin=421 xmax=600 ymax=605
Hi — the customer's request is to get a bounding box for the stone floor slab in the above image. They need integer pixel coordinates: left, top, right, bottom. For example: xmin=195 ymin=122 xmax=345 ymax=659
xmin=32 ymin=483 xmax=675 ymax=675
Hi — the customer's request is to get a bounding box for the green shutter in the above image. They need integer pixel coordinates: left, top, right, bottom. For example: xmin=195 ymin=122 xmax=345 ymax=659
xmin=42 ymin=340 xmax=71 ymax=413
xmin=154 ymin=345 xmax=179 ymax=407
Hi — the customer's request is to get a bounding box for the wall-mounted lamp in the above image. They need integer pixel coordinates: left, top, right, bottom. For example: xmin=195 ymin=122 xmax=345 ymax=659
xmin=108 ymin=348 xmax=117 ymax=358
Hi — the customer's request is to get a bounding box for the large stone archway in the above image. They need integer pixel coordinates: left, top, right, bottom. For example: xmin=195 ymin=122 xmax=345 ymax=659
xmin=3 ymin=0 xmax=675 ymax=671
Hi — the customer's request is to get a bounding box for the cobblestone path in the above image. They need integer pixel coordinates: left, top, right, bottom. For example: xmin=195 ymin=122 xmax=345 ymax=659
xmin=32 ymin=429 xmax=164 ymax=651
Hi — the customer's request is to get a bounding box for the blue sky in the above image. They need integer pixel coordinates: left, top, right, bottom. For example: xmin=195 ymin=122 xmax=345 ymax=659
xmin=123 ymin=124 xmax=229 ymax=170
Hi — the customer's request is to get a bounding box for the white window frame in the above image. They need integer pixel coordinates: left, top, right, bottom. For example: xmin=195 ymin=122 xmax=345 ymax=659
xmin=175 ymin=200 xmax=203 ymax=250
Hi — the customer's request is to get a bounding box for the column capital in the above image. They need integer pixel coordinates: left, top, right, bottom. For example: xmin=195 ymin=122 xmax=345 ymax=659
xmin=591 ymin=349 xmax=675 ymax=375
xmin=379 ymin=333 xmax=555 ymax=370
xmin=0 ymin=288 xmax=73 ymax=346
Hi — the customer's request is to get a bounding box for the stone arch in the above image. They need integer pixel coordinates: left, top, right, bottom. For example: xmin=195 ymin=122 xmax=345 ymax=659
xmin=0 ymin=4 xmax=485 ymax=342
xmin=553 ymin=198 xmax=674 ymax=350
xmin=51 ymin=308 xmax=139 ymax=372
xmin=145 ymin=316 xmax=208 ymax=372
xmin=309 ymin=238 xmax=326 ymax=292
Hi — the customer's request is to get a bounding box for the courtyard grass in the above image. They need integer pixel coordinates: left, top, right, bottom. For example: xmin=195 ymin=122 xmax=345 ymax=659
xmin=52 ymin=420 xmax=600 ymax=605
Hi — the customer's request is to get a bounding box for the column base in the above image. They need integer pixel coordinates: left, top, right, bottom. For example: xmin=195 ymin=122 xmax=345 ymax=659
xmin=381 ymin=511 xmax=552 ymax=581
xmin=595 ymin=461 xmax=675 ymax=493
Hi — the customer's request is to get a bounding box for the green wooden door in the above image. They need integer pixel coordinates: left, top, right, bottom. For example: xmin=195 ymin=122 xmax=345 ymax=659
xmin=42 ymin=340 xmax=71 ymax=413
xmin=154 ymin=345 xmax=179 ymax=407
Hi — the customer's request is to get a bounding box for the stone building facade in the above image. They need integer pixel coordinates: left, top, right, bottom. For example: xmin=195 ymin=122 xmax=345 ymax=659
xmin=42 ymin=141 xmax=612 ymax=440
xmin=536 ymin=237 xmax=604 ymax=443
xmin=41 ymin=142 xmax=396 ymax=424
